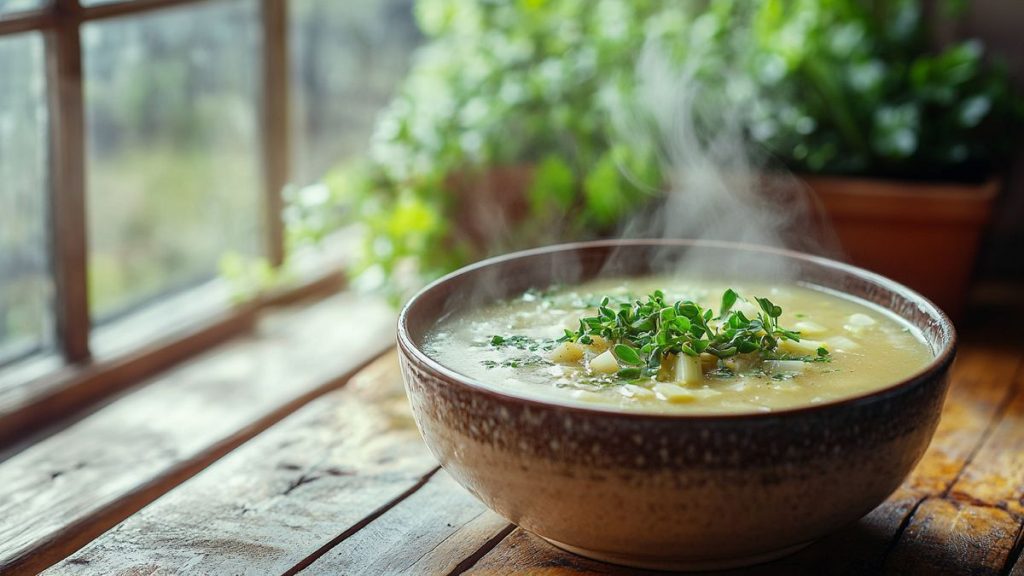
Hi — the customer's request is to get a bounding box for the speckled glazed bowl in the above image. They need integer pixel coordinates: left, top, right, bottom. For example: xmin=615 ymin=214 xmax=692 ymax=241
xmin=397 ymin=240 xmax=956 ymax=571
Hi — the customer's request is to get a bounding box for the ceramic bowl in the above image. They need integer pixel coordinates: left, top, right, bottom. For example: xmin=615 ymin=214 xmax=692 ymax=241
xmin=397 ymin=240 xmax=956 ymax=571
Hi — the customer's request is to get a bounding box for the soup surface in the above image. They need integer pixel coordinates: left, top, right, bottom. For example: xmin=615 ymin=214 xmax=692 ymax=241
xmin=424 ymin=278 xmax=934 ymax=414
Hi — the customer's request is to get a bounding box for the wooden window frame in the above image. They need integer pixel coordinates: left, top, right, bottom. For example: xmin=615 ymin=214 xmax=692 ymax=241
xmin=0 ymin=0 xmax=338 ymax=445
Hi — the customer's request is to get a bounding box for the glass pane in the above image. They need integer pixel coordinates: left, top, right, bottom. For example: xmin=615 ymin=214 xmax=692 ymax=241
xmin=0 ymin=0 xmax=47 ymax=16
xmin=83 ymin=0 xmax=263 ymax=322
xmin=289 ymin=0 xmax=421 ymax=185
xmin=0 ymin=32 xmax=52 ymax=365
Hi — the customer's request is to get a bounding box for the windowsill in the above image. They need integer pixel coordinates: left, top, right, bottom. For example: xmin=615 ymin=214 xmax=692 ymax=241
xmin=0 ymin=227 xmax=359 ymax=446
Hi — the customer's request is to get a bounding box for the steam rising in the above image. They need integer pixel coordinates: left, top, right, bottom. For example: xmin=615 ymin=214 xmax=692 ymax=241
xmin=608 ymin=41 xmax=840 ymax=279
xmin=446 ymin=39 xmax=842 ymax=314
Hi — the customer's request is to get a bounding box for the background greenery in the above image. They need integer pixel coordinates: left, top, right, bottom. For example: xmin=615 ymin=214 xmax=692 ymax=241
xmin=287 ymin=0 xmax=1023 ymax=301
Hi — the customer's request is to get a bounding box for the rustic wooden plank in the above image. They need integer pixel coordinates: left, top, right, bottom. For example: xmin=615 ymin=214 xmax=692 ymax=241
xmin=1010 ymin=544 xmax=1024 ymax=576
xmin=463 ymin=528 xmax=634 ymax=576
xmin=882 ymin=498 xmax=1020 ymax=575
xmin=948 ymin=365 xmax=1024 ymax=516
xmin=410 ymin=510 xmax=515 ymax=576
xmin=44 ymin=352 xmax=441 ymax=576
xmin=301 ymin=470 xmax=512 ymax=576
xmin=904 ymin=344 xmax=1023 ymax=496
xmin=0 ymin=302 xmax=258 ymax=448
xmin=0 ymin=293 xmax=395 ymax=575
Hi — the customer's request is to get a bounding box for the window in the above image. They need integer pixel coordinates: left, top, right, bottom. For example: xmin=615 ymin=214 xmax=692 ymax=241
xmin=83 ymin=1 xmax=263 ymax=322
xmin=289 ymin=0 xmax=419 ymax=186
xmin=0 ymin=0 xmax=418 ymax=397
xmin=0 ymin=32 xmax=52 ymax=367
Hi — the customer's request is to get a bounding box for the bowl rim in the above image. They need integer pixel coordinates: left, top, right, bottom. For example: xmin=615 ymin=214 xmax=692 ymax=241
xmin=397 ymin=239 xmax=957 ymax=421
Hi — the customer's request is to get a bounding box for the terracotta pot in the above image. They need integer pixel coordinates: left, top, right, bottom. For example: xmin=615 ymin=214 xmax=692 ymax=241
xmin=806 ymin=176 xmax=1000 ymax=321
xmin=449 ymin=167 xmax=534 ymax=249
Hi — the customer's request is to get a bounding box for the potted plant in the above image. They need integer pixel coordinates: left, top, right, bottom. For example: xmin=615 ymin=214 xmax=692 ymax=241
xmin=289 ymin=0 xmax=1022 ymax=315
xmin=737 ymin=2 xmax=1018 ymax=319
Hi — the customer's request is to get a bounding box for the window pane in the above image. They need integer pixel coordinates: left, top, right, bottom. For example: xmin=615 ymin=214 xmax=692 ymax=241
xmin=0 ymin=32 xmax=52 ymax=365
xmin=83 ymin=0 xmax=263 ymax=322
xmin=0 ymin=0 xmax=47 ymax=16
xmin=289 ymin=0 xmax=421 ymax=185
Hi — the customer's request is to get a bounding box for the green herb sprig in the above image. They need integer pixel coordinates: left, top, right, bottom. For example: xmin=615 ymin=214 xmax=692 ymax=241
xmin=560 ymin=289 xmax=829 ymax=379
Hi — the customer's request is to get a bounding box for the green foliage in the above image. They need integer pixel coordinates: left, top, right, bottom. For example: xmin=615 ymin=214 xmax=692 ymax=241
xmin=297 ymin=0 xmax=1022 ymax=299
xmin=744 ymin=0 xmax=1023 ymax=178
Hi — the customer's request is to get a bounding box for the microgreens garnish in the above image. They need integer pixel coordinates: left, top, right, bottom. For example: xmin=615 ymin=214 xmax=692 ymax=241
xmin=559 ymin=289 xmax=829 ymax=379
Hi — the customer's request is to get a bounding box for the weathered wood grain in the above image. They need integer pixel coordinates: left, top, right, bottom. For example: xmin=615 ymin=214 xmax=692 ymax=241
xmin=882 ymin=498 xmax=1020 ymax=575
xmin=0 ymin=293 xmax=395 ymax=575
xmin=463 ymin=528 xmax=634 ymax=576
xmin=300 ymin=470 xmax=512 ymax=576
xmin=1010 ymin=544 xmax=1024 ymax=576
xmin=44 ymin=352 xmax=440 ymax=576
xmin=411 ymin=510 xmax=515 ymax=576
xmin=948 ymin=367 xmax=1024 ymax=516
xmin=904 ymin=345 xmax=1023 ymax=496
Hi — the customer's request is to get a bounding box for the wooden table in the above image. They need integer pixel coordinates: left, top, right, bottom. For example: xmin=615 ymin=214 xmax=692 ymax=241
xmin=3 ymin=293 xmax=1024 ymax=575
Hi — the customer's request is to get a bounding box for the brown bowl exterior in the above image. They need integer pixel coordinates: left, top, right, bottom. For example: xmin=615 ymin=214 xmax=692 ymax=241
xmin=397 ymin=240 xmax=956 ymax=570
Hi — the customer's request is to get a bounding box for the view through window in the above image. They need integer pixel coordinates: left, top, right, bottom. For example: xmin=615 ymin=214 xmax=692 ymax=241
xmin=0 ymin=32 xmax=52 ymax=366
xmin=0 ymin=0 xmax=419 ymax=375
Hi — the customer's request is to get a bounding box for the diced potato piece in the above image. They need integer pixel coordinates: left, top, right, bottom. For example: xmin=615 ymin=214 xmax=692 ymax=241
xmin=586 ymin=335 xmax=610 ymax=354
xmin=765 ymin=360 xmax=805 ymax=375
xmin=779 ymin=338 xmax=826 ymax=356
xmin=589 ymin=349 xmax=619 ymax=374
xmin=653 ymin=383 xmax=698 ymax=404
xmin=549 ymin=342 xmax=584 ymax=364
xmin=620 ymin=384 xmax=655 ymax=400
xmin=700 ymin=353 xmax=718 ymax=373
xmin=847 ymin=313 xmax=876 ymax=326
xmin=843 ymin=313 xmax=877 ymax=334
xmin=826 ymin=335 xmax=859 ymax=351
xmin=675 ymin=353 xmax=704 ymax=386
xmin=793 ymin=320 xmax=827 ymax=336
xmin=723 ymin=353 xmax=760 ymax=373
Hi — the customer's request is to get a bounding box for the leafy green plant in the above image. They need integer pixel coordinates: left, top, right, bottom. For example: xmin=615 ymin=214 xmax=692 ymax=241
xmin=277 ymin=0 xmax=1022 ymax=300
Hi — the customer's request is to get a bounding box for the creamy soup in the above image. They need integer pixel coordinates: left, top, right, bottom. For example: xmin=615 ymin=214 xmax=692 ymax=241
xmin=424 ymin=278 xmax=934 ymax=414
